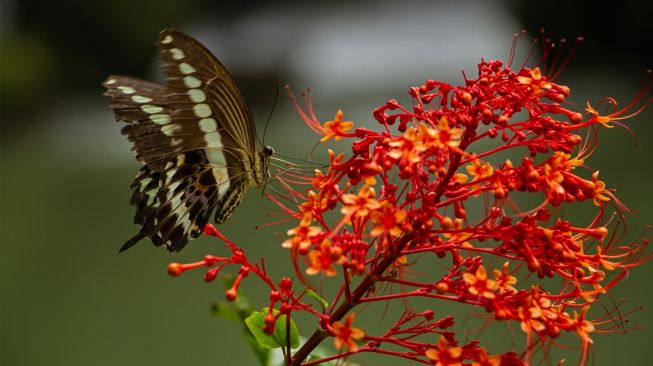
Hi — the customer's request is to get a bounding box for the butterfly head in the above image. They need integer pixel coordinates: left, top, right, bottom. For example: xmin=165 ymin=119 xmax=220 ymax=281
xmin=252 ymin=145 xmax=274 ymax=188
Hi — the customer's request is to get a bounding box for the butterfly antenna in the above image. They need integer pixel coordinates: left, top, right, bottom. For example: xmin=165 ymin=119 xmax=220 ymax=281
xmin=261 ymin=82 xmax=279 ymax=147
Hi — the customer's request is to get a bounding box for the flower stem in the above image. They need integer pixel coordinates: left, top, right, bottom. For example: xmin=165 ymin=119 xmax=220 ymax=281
xmin=290 ymin=235 xmax=413 ymax=365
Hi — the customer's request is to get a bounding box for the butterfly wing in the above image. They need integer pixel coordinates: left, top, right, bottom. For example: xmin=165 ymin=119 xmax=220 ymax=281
xmin=104 ymin=29 xmax=257 ymax=252
xmin=157 ymin=29 xmax=258 ymax=161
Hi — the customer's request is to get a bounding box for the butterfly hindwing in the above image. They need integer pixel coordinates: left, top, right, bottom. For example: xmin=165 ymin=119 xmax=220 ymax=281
xmin=122 ymin=150 xmax=224 ymax=252
xmin=214 ymin=179 xmax=247 ymax=224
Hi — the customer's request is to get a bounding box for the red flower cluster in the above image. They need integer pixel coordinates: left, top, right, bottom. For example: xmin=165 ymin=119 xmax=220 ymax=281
xmin=169 ymin=40 xmax=651 ymax=366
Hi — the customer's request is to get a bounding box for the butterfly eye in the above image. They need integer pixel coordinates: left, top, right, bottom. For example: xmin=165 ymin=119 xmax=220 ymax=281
xmin=263 ymin=145 xmax=274 ymax=156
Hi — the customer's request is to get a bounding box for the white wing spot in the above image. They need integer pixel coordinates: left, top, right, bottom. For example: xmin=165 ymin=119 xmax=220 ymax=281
xmin=205 ymin=131 xmax=223 ymax=148
xmin=141 ymin=104 xmax=163 ymax=114
xmin=105 ymin=78 xmax=117 ymax=85
xmin=207 ymin=149 xmax=226 ymax=165
xmin=150 ymin=114 xmax=171 ymax=125
xmin=162 ymin=35 xmax=173 ymax=44
xmin=179 ymin=62 xmax=196 ymax=75
xmin=145 ymin=190 xmax=156 ymax=204
xmin=212 ymin=167 xmax=230 ymax=195
xmin=131 ymin=95 xmax=153 ymax=103
xmin=170 ymin=48 xmax=185 ymax=60
xmin=161 ymin=124 xmax=179 ymax=136
xmin=176 ymin=154 xmax=186 ymax=166
xmin=166 ymin=176 xmax=180 ymax=189
xmin=188 ymin=89 xmax=206 ymax=103
xmin=139 ymin=177 xmax=152 ymax=189
xmin=118 ymin=86 xmax=135 ymax=94
xmin=198 ymin=118 xmax=217 ymax=132
xmin=193 ymin=103 xmax=212 ymax=118
xmin=183 ymin=76 xmax=201 ymax=88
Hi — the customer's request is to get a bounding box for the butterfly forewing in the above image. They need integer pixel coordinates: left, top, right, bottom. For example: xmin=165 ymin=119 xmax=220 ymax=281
xmin=157 ymin=29 xmax=257 ymax=159
xmin=104 ymin=29 xmax=262 ymax=252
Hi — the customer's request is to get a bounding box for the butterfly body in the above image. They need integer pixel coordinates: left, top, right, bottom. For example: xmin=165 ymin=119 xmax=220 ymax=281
xmin=103 ymin=29 xmax=272 ymax=252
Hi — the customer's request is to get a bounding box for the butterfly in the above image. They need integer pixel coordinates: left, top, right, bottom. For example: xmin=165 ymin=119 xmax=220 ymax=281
xmin=103 ymin=29 xmax=274 ymax=252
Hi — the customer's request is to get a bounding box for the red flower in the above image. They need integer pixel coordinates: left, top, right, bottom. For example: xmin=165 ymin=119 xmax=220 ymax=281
xmin=322 ymin=110 xmax=354 ymax=142
xmin=370 ymin=201 xmax=407 ymax=237
xmin=331 ymin=314 xmax=365 ymax=352
xmin=472 ymin=348 xmax=502 ymax=366
xmin=306 ymin=239 xmax=344 ymax=277
xmin=425 ymin=336 xmax=463 ymax=366
xmin=517 ymin=67 xmax=552 ymax=94
xmin=463 ymin=265 xmax=497 ymax=299
xmin=340 ymin=184 xmax=381 ymax=219
xmin=282 ymin=213 xmax=323 ymax=254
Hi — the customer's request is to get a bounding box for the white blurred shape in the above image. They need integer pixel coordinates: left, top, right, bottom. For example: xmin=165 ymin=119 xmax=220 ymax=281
xmin=199 ymin=0 xmax=521 ymax=97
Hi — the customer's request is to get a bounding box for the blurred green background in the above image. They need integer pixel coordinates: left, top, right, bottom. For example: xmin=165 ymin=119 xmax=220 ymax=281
xmin=2 ymin=0 xmax=652 ymax=365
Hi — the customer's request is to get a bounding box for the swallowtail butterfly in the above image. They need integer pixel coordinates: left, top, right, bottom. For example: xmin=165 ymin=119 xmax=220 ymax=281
xmin=103 ymin=29 xmax=273 ymax=252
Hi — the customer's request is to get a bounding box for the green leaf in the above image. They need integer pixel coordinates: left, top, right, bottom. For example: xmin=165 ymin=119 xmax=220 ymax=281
xmin=305 ymin=288 xmax=329 ymax=310
xmin=245 ymin=308 xmax=299 ymax=349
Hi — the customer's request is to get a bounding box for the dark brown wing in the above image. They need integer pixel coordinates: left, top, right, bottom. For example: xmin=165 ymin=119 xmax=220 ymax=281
xmin=103 ymin=29 xmax=256 ymax=252
xmin=156 ymin=28 xmax=257 ymax=158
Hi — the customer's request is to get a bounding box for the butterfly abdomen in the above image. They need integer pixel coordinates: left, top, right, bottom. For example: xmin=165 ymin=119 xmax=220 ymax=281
xmin=214 ymin=182 xmax=247 ymax=224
